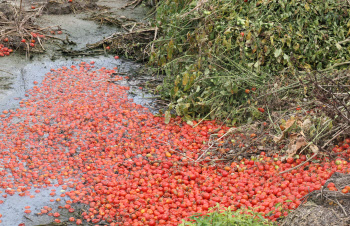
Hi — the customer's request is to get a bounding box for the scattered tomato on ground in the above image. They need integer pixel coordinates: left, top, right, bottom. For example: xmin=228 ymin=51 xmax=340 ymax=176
xmin=0 ymin=44 xmax=12 ymax=57
xmin=0 ymin=62 xmax=348 ymax=225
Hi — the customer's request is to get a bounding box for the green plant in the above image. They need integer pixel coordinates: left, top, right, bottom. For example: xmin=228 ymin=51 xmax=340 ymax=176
xmin=180 ymin=206 xmax=274 ymax=226
xmin=151 ymin=0 xmax=350 ymax=123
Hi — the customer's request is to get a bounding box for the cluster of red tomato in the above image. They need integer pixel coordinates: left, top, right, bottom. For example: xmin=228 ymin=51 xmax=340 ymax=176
xmin=30 ymin=32 xmax=45 ymax=39
xmin=21 ymin=32 xmax=46 ymax=48
xmin=332 ymin=140 xmax=350 ymax=153
xmin=0 ymin=44 xmax=13 ymax=57
xmin=2 ymin=32 xmax=45 ymax=49
xmin=0 ymin=62 xmax=348 ymax=225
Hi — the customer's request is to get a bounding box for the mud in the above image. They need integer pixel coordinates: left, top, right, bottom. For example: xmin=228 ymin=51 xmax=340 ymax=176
xmin=0 ymin=3 xmax=15 ymax=20
xmin=43 ymin=0 xmax=99 ymax=15
xmin=35 ymin=13 xmax=119 ymax=50
xmin=43 ymin=1 xmax=73 ymax=15
xmin=95 ymin=0 xmax=150 ymax=22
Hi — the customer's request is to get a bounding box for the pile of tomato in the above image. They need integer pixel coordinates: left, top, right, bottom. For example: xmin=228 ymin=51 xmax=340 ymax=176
xmin=0 ymin=44 xmax=12 ymax=57
xmin=0 ymin=62 xmax=349 ymax=225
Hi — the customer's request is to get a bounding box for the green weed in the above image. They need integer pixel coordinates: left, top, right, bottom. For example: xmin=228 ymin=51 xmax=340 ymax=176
xmin=180 ymin=206 xmax=274 ymax=226
xmin=150 ymin=0 xmax=350 ymax=123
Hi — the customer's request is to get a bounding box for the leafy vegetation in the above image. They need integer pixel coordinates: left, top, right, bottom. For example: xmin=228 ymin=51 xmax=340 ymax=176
xmin=180 ymin=207 xmax=274 ymax=226
xmin=150 ymin=0 xmax=350 ymax=123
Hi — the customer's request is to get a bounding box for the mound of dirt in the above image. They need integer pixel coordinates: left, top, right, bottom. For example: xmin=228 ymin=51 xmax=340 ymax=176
xmin=43 ymin=0 xmax=98 ymax=15
xmin=282 ymin=172 xmax=350 ymax=226
xmin=0 ymin=4 xmax=15 ymax=20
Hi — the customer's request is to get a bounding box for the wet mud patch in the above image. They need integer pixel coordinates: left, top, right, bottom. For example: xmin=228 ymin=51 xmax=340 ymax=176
xmin=43 ymin=0 xmax=99 ymax=15
xmin=0 ymin=76 xmax=13 ymax=91
xmin=34 ymin=13 xmax=120 ymax=51
xmin=95 ymin=0 xmax=150 ymax=21
xmin=124 ymin=68 xmax=168 ymax=111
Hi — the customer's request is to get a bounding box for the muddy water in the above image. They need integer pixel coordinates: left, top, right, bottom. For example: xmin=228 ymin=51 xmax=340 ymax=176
xmin=0 ymin=2 xmax=156 ymax=225
xmin=0 ymin=54 xmax=157 ymax=113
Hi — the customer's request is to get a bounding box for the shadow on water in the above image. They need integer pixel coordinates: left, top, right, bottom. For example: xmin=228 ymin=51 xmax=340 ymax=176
xmin=0 ymin=76 xmax=12 ymax=90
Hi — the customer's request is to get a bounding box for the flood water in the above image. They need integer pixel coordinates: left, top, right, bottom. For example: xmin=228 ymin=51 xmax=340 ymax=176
xmin=0 ymin=54 xmax=157 ymax=113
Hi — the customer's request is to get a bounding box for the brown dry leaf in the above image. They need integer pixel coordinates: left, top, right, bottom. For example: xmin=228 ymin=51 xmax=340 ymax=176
xmin=296 ymin=120 xmax=303 ymax=127
xmin=289 ymin=133 xmax=299 ymax=141
xmin=309 ymin=144 xmax=319 ymax=154
xmin=273 ymin=119 xmax=296 ymax=143
xmin=284 ymin=135 xmax=307 ymax=159
xmin=293 ymin=136 xmax=307 ymax=150
xmin=273 ymin=134 xmax=283 ymax=143
xmin=257 ymin=146 xmax=265 ymax=150
xmin=302 ymin=118 xmax=312 ymax=131
xmin=285 ymin=118 xmax=296 ymax=129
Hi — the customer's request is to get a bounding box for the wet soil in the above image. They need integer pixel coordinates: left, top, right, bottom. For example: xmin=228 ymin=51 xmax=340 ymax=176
xmin=43 ymin=0 xmax=99 ymax=15
xmin=0 ymin=3 xmax=16 ymax=20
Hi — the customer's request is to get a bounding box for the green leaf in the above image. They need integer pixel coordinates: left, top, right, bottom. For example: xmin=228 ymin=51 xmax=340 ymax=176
xmin=232 ymin=84 xmax=238 ymax=94
xmin=182 ymin=72 xmax=189 ymax=86
xmin=164 ymin=110 xmax=171 ymax=124
xmin=254 ymin=61 xmax=260 ymax=68
xmin=275 ymin=203 xmax=282 ymax=208
xmin=186 ymin=120 xmax=194 ymax=126
xmin=204 ymin=68 xmax=210 ymax=76
xmin=294 ymin=43 xmax=300 ymax=51
xmin=336 ymin=42 xmax=342 ymax=50
xmin=203 ymin=10 xmax=211 ymax=15
xmin=220 ymin=90 xmax=227 ymax=95
xmin=175 ymin=105 xmax=181 ymax=115
xmin=270 ymin=36 xmax=274 ymax=46
xmin=305 ymin=2 xmax=310 ymax=11
xmin=274 ymin=48 xmax=282 ymax=58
